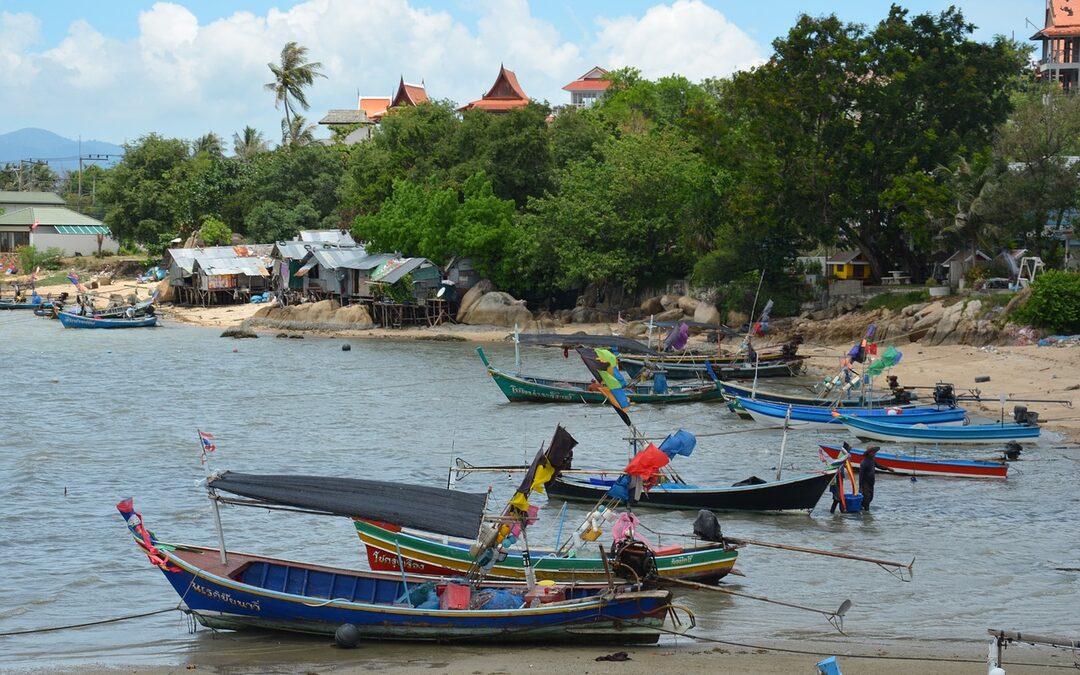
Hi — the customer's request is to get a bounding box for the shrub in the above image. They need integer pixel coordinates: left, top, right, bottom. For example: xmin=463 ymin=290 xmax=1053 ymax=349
xmin=17 ymin=245 xmax=65 ymax=272
xmin=862 ymin=290 xmax=930 ymax=312
xmin=1012 ymin=270 xmax=1080 ymax=334
xmin=199 ymin=216 xmax=232 ymax=246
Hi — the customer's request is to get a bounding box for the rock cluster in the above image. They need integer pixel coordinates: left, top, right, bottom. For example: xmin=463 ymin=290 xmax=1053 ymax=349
xmin=790 ymin=298 xmax=1006 ymax=346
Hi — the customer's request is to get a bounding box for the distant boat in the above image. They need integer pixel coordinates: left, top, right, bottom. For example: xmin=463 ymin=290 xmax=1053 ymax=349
xmin=839 ymin=414 xmax=1040 ymax=445
xmin=719 ymin=380 xmax=909 ymax=408
xmin=736 ymin=396 xmax=967 ymax=429
xmin=57 ymin=311 xmax=157 ymax=329
xmin=819 ymin=444 xmax=1009 ymax=479
xmin=476 ymin=347 xmax=725 ymax=405
xmin=619 ymin=355 xmax=803 ymax=381
xmin=0 ymin=300 xmax=52 ymax=310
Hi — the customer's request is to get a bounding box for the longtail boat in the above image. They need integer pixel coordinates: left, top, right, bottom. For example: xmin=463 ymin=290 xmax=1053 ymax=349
xmin=58 ymin=311 xmax=157 ymax=328
xmin=736 ymin=396 xmax=967 ymax=429
xmin=355 ymin=518 xmax=739 ymax=583
xmin=819 ymin=444 xmax=1009 ymax=479
xmin=546 ymin=472 xmax=832 ymax=512
xmin=619 ymin=355 xmax=803 ymax=381
xmin=118 ymin=504 xmax=672 ymax=643
xmin=0 ymin=300 xmax=52 ymax=310
xmin=476 ymin=347 xmax=724 ymax=405
xmin=839 ymin=415 xmax=1040 ymax=445
xmin=719 ymin=380 xmax=910 ymax=408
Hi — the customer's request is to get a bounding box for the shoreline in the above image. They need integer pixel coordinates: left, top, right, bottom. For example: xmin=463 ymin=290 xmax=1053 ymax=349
xmin=14 ymin=635 xmax=1075 ymax=674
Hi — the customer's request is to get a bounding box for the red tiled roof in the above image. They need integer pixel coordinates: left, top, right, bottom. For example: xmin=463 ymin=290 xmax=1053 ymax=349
xmin=391 ymin=77 xmax=428 ymax=108
xmin=563 ymin=79 xmax=612 ymax=92
xmin=358 ymin=96 xmax=391 ymax=118
xmin=459 ymin=64 xmax=530 ymax=112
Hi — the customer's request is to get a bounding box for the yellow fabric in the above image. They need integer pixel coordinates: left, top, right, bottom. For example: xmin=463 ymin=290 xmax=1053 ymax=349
xmin=508 ymin=491 xmax=530 ymax=512
xmin=595 ymin=348 xmax=619 ymax=370
xmin=530 ymin=460 xmax=556 ymax=494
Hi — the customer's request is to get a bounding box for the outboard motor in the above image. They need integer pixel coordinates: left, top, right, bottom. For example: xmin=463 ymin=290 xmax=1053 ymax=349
xmin=692 ymin=510 xmax=725 ymax=543
xmin=610 ymin=538 xmax=658 ymax=583
xmin=1013 ymin=406 xmax=1040 ymax=426
xmin=933 ymin=383 xmax=957 ymax=408
xmin=1003 ymin=441 xmax=1023 ymax=461
xmin=887 ymin=376 xmax=913 ymax=404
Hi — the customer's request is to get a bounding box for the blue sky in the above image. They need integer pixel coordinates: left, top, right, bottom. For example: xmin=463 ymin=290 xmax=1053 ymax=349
xmin=0 ymin=1 xmax=1041 ymax=145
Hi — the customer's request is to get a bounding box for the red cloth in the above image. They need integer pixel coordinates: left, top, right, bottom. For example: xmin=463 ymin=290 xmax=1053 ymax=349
xmin=623 ymin=444 xmax=670 ymax=479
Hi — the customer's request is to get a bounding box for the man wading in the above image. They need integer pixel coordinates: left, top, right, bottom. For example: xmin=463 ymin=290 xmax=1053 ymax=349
xmin=859 ymin=446 xmax=880 ymax=511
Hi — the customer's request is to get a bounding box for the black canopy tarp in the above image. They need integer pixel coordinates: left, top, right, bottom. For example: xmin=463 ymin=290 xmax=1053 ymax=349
xmin=208 ymin=472 xmax=487 ymax=539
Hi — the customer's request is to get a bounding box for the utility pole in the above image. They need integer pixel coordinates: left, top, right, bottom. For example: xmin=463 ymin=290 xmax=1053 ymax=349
xmin=77 ymin=153 xmax=121 ymax=214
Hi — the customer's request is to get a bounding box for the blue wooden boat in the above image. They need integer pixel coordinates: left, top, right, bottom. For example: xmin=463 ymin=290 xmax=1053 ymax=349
xmin=736 ymin=396 xmax=967 ymax=429
xmin=57 ymin=311 xmax=157 ymax=328
xmin=0 ymin=300 xmax=52 ymax=310
xmin=840 ymin=415 xmax=1040 ymax=445
xmin=118 ymin=518 xmax=673 ymax=642
xmin=719 ymin=380 xmax=910 ymax=408
xmin=819 ymin=444 xmax=1009 ymax=479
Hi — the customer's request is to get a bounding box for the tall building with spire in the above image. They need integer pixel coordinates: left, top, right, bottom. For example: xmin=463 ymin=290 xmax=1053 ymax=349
xmin=1032 ymin=0 xmax=1080 ymax=89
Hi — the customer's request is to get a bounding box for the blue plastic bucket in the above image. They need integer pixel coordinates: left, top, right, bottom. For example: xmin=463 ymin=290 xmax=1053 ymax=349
xmin=842 ymin=494 xmax=863 ymax=513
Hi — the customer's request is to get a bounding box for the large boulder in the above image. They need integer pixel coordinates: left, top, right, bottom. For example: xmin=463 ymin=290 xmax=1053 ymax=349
xmin=640 ymin=296 xmax=664 ymax=316
xmin=693 ymin=301 xmax=722 ymax=325
xmin=457 ymin=279 xmax=495 ymax=322
xmin=461 ymin=292 xmax=533 ymax=327
xmin=334 ymin=304 xmax=374 ymax=328
xmin=659 ymin=294 xmax=680 ymax=310
xmin=569 ymin=306 xmax=603 ymax=324
xmin=655 ymin=308 xmax=684 ymax=322
xmin=155 ymin=278 xmax=173 ymax=303
xmin=676 ymin=295 xmax=698 ymax=315
xmin=929 ymin=301 xmax=965 ymax=345
xmin=726 ymin=310 xmax=748 ymax=328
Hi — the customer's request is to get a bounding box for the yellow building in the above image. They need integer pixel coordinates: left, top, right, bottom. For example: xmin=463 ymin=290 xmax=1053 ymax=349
xmin=827 ymin=250 xmax=871 ymax=280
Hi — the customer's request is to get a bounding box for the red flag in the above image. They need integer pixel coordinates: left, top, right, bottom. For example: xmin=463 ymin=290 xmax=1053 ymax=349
xmin=623 ymin=444 xmax=670 ymax=480
xmin=30 ymin=220 xmax=39 ymax=231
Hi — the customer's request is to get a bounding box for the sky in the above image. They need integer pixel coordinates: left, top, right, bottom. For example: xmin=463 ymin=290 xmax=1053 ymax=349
xmin=0 ymin=1 xmax=1042 ymax=146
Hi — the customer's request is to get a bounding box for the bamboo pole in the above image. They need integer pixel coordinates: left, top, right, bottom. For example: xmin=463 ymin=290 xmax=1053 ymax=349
xmin=987 ymin=629 xmax=1080 ymax=649
xmin=668 ymin=577 xmax=850 ymax=628
xmin=726 ymin=536 xmax=914 ymax=574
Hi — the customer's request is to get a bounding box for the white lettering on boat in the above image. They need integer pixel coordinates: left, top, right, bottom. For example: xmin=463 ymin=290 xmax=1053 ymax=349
xmin=191 ymin=582 xmax=262 ymax=611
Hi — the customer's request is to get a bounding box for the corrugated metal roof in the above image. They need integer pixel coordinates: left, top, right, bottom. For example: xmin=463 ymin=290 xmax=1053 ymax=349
xmin=166 ymin=245 xmax=273 ymax=274
xmin=0 ymin=191 xmax=66 ymax=206
xmin=350 ymin=252 xmax=396 ymax=270
xmin=0 ymin=206 xmax=106 ymax=227
xmin=197 ymin=257 xmax=269 ymax=277
xmin=371 ymin=257 xmax=434 ymax=284
xmin=299 ymin=230 xmax=357 ymax=245
xmin=310 ymin=248 xmax=370 ymax=270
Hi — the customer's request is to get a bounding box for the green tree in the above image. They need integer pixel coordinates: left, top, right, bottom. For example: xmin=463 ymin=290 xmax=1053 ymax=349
xmin=232 ymin=126 xmax=269 ymax=160
xmin=198 ymin=216 xmax=232 ymax=245
xmin=192 ymin=132 xmax=225 ymax=158
xmin=265 ymin=42 xmax=326 ymax=146
xmin=933 ymin=154 xmax=1006 ymax=271
xmin=243 ymin=144 xmax=344 ymax=241
xmin=0 ymin=161 xmax=59 ymax=192
xmin=97 ymin=133 xmax=191 ymax=246
xmin=282 ymin=114 xmax=317 ymax=148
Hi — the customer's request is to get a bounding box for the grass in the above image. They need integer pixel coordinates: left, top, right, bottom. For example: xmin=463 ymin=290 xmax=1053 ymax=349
xmin=862 ymin=289 xmax=930 ymax=312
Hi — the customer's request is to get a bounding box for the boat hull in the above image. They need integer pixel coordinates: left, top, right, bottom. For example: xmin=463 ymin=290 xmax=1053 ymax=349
xmin=819 ymin=444 xmax=1008 ymax=479
xmin=145 ymin=543 xmax=670 ymax=643
xmin=547 ymin=472 xmax=832 ymax=512
xmin=58 ymin=311 xmax=158 ymax=328
xmin=737 ymin=397 xmax=967 ymax=429
xmin=840 ymin=416 xmax=1040 ymax=445
xmin=621 ymin=357 xmax=803 ymax=380
xmin=355 ymin=519 xmax=738 ymax=584
xmin=0 ymin=301 xmax=52 ymax=310
xmin=485 ymin=366 xmax=724 ymax=404
xmin=719 ymin=381 xmax=904 ymax=407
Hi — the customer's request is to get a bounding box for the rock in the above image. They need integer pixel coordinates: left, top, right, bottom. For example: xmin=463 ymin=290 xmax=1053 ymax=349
xmin=726 ymin=311 xmax=748 ymax=328
xmin=569 ymin=306 xmax=603 ymax=323
xmin=659 ymin=294 xmax=680 ymax=310
xmin=98 ymin=275 xmax=113 ymax=287
xmin=221 ymin=327 xmax=258 ymax=339
xmin=901 ymin=302 xmax=927 ymax=318
xmin=461 ymin=291 xmax=532 ymax=327
xmin=155 ymin=278 xmax=173 ymax=303
xmin=90 ymin=280 xmax=99 ymax=290
xmin=534 ymin=311 xmax=559 ymax=329
xmin=640 ymin=297 xmax=664 ymax=315
xmin=655 ymin=308 xmax=684 ymax=322
xmin=334 ymin=304 xmax=374 ymax=328
xmin=929 ymin=302 xmax=965 ymax=345
xmin=457 ymin=279 xmax=496 ymax=322
xmin=676 ymin=295 xmax=698 ymax=314
xmin=962 ymin=299 xmax=983 ymax=320
xmin=911 ymin=303 xmax=945 ymax=333
xmin=693 ymin=301 xmax=722 ymax=325
xmin=624 ymin=322 xmax=649 ymax=337
xmin=1066 ymin=384 xmax=1080 ymax=391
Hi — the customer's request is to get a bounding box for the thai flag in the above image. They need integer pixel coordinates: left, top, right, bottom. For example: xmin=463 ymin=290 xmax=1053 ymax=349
xmin=67 ymin=272 xmax=87 ymax=292
xmin=199 ymin=431 xmax=216 ymax=453
xmin=30 ymin=219 xmax=39 ymax=232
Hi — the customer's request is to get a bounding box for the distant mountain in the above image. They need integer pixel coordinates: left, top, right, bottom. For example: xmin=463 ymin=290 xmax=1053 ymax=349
xmin=0 ymin=128 xmax=124 ymax=173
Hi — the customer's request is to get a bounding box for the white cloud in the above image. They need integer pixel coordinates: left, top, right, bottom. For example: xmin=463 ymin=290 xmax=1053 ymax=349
xmin=0 ymin=1 xmax=764 ymax=144
xmin=594 ymin=0 xmax=765 ymax=81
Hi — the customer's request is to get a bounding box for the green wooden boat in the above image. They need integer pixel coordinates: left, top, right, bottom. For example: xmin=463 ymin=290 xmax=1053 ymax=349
xmin=355 ymin=518 xmax=739 ymax=584
xmin=477 ymin=347 xmax=725 ymax=404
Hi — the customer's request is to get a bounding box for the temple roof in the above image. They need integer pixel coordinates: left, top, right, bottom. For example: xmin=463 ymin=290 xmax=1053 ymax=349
xmin=459 ymin=65 xmax=529 ymax=113
xmin=358 ymin=96 xmax=391 ymax=119
xmin=391 ymin=77 xmax=428 ymax=108
xmin=1033 ymin=0 xmax=1080 ymax=38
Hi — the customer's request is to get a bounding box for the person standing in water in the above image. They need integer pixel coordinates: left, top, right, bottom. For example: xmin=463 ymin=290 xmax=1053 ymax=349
xmin=859 ymin=446 xmax=880 ymax=511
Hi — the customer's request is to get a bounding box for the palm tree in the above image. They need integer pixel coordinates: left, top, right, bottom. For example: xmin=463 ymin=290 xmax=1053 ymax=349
xmin=192 ymin=132 xmax=224 ymax=158
xmin=934 ymin=155 xmax=1004 ymax=279
xmin=282 ymin=114 xmax=317 ymax=148
xmin=265 ymin=42 xmax=326 ymax=145
xmin=232 ymin=126 xmax=268 ymax=160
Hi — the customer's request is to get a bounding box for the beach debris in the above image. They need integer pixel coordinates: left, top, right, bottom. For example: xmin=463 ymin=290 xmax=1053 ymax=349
xmin=220 ymin=327 xmax=257 ymax=339
xmin=816 ymin=655 xmax=842 ymax=675
xmin=334 ymin=623 xmax=360 ymax=648
xmin=342 ymin=344 xmax=351 ymax=351
xmin=595 ymin=652 xmax=631 ymax=662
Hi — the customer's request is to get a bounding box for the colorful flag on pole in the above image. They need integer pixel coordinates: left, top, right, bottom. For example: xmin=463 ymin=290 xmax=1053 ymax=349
xmin=66 ymin=272 xmax=87 ymax=293
xmin=576 ymin=346 xmax=632 ymax=425
xmin=199 ymin=430 xmax=216 ymax=453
